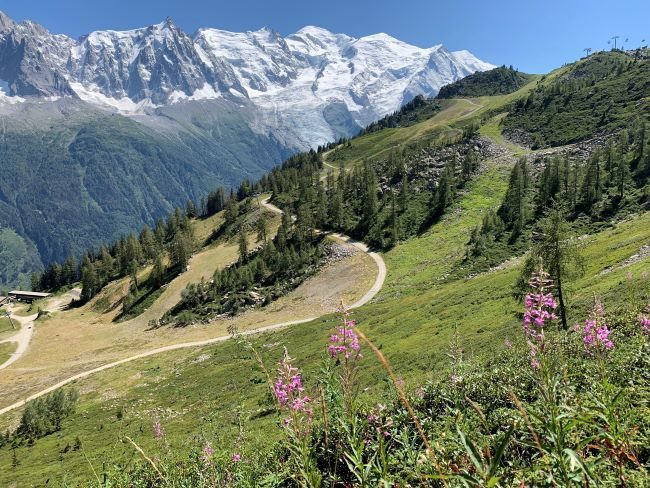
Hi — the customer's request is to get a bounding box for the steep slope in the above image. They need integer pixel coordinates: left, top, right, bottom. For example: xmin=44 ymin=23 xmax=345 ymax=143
xmin=0 ymin=98 xmax=289 ymax=272
xmin=0 ymin=48 xmax=649 ymax=484
xmin=502 ymin=50 xmax=650 ymax=147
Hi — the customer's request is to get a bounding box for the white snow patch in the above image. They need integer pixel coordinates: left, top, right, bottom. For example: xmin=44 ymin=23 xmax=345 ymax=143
xmin=70 ymin=82 xmax=159 ymax=114
xmin=0 ymin=80 xmax=26 ymax=104
xmin=168 ymin=84 xmax=223 ymax=103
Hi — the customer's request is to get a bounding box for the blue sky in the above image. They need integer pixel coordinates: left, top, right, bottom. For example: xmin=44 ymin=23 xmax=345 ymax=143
xmin=2 ymin=0 xmax=648 ymax=73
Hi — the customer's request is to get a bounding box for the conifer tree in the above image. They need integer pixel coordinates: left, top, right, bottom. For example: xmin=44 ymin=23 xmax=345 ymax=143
xmin=255 ymin=215 xmax=268 ymax=243
xmin=80 ymin=259 xmax=99 ymax=302
xmin=580 ymin=153 xmax=602 ymax=213
xmin=615 ymin=156 xmax=630 ymax=199
xmin=432 ymin=160 xmax=456 ymax=219
xmin=154 ymin=219 xmax=166 ymax=246
xmin=361 ymin=163 xmax=378 ymax=234
xmin=185 ymin=200 xmax=198 ymax=219
xmin=517 ymin=202 xmax=584 ymax=329
xmin=224 ymin=198 xmax=239 ymax=227
xmin=390 ymin=192 xmax=399 ymax=246
xmin=169 ymin=231 xmax=193 ymax=271
xmin=499 ymin=158 xmax=530 ymax=240
xmin=139 ymin=225 xmax=157 ymax=261
xmin=238 ymin=228 xmax=248 ymax=262
xmin=149 ymin=255 xmax=165 ymax=288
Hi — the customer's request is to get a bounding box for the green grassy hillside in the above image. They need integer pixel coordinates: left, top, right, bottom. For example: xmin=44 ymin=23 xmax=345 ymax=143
xmin=2 ymin=150 xmax=648 ymax=485
xmin=502 ymin=51 xmax=650 ymax=147
xmin=437 ymin=66 xmax=533 ymax=99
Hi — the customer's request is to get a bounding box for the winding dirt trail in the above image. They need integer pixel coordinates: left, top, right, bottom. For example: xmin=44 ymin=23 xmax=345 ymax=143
xmin=0 ymin=313 xmax=36 ymax=371
xmin=0 ymin=290 xmax=79 ymax=371
xmin=259 ymin=198 xmax=386 ymax=309
xmin=0 ymin=202 xmax=386 ymax=416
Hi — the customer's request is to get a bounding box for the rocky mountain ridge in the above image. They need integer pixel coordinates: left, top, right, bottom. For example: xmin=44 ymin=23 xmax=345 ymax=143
xmin=0 ymin=11 xmax=494 ymax=146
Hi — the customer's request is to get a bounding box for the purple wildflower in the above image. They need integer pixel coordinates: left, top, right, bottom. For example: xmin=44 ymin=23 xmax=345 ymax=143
xmin=231 ymin=453 xmax=241 ymax=463
xmin=640 ymin=314 xmax=650 ymax=335
xmin=583 ymin=299 xmax=613 ymax=354
xmin=328 ymin=322 xmax=361 ymax=360
xmin=273 ymin=348 xmax=312 ymax=419
xmin=522 ymin=269 xmax=557 ymax=368
xmin=152 ymin=419 xmax=164 ymax=439
xmin=201 ymin=442 xmax=214 ymax=464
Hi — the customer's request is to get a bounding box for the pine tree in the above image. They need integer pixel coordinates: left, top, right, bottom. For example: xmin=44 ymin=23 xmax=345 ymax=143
xmin=149 ymin=255 xmax=166 ymax=288
xmin=62 ymin=255 xmax=78 ymax=285
xmin=499 ymin=158 xmax=530 ymax=239
xmin=238 ymin=228 xmax=248 ymax=262
xmin=390 ymin=192 xmax=399 ymax=246
xmin=399 ymin=172 xmax=409 ymax=213
xmin=580 ymin=153 xmax=602 ymax=213
xmin=432 ymin=160 xmax=456 ymax=219
xmin=154 ymin=219 xmax=167 ymax=246
xmin=224 ymin=198 xmax=239 ymax=227
xmin=185 ymin=200 xmax=198 ymax=219
xmin=80 ymin=260 xmax=99 ymax=302
xmin=361 ymin=162 xmax=378 ymax=234
xmin=98 ymin=246 xmax=115 ymax=282
xmin=517 ymin=202 xmax=584 ymax=329
xmin=615 ymin=156 xmax=630 ymax=200
xmin=255 ymin=215 xmax=268 ymax=243
xmin=139 ymin=225 xmax=157 ymax=261
xmin=169 ymin=231 xmax=193 ymax=271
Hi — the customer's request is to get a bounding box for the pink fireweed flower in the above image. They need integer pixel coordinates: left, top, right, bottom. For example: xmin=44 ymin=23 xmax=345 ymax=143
xmin=273 ymin=348 xmax=312 ymax=422
xmin=201 ymin=442 xmax=214 ymax=463
xmin=522 ymin=269 xmax=557 ymax=368
xmin=328 ymin=323 xmax=361 ymax=360
xmin=640 ymin=314 xmax=650 ymax=335
xmin=583 ymin=299 xmax=613 ymax=353
xmin=152 ymin=419 xmax=165 ymax=439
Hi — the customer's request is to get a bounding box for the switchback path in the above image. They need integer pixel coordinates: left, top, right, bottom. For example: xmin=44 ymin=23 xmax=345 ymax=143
xmin=0 ymin=290 xmax=79 ymax=371
xmin=0 ymin=313 xmax=36 ymax=371
xmin=259 ymin=198 xmax=386 ymax=309
xmin=0 ymin=201 xmax=386 ymax=416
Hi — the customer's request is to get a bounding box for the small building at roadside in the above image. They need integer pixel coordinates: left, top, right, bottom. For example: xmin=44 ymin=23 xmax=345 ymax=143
xmin=8 ymin=290 xmax=51 ymax=303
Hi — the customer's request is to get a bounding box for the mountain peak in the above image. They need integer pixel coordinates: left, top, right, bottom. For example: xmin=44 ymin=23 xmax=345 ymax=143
xmin=294 ymin=25 xmax=335 ymax=37
xmin=0 ymin=10 xmax=14 ymax=32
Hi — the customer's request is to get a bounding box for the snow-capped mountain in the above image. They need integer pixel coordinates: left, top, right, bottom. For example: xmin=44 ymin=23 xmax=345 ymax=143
xmin=0 ymin=11 xmax=494 ymax=147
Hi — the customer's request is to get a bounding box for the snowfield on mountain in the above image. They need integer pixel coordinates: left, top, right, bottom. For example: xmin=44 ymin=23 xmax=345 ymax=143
xmin=0 ymin=11 xmax=493 ymax=147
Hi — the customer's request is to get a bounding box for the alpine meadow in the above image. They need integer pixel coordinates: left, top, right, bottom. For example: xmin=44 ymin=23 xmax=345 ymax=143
xmin=0 ymin=3 xmax=649 ymax=487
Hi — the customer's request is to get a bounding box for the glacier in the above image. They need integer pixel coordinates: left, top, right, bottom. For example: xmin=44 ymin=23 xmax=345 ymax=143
xmin=0 ymin=11 xmax=495 ymax=149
